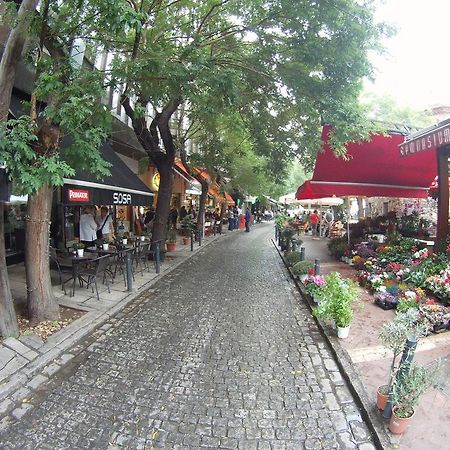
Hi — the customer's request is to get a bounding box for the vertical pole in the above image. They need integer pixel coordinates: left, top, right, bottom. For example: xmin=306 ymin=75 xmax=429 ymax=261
xmin=126 ymin=250 xmax=133 ymax=291
xmin=314 ymin=258 xmax=320 ymax=275
xmin=291 ymin=239 xmax=297 ymax=252
xmin=382 ymin=336 xmax=418 ymax=419
xmin=198 ymin=229 xmax=202 ymax=246
xmin=155 ymin=242 xmax=160 ymax=274
xmin=300 ymin=247 xmax=305 ymax=261
xmin=275 ymin=226 xmax=278 ymax=241
xmin=190 ymin=230 xmax=194 ymax=252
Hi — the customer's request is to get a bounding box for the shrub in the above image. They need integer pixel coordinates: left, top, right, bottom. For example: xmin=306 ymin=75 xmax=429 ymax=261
xmin=291 ymin=260 xmax=314 ymax=276
xmin=327 ymin=237 xmax=349 ymax=259
xmin=286 ymin=251 xmax=302 ymax=267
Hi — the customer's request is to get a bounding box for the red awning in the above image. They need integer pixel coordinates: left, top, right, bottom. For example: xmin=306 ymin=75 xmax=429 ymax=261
xmin=224 ymin=192 xmax=235 ymax=206
xmin=296 ymin=126 xmax=437 ymax=200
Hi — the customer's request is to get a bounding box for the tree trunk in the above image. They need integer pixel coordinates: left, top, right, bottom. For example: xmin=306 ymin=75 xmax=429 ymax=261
xmin=0 ymin=0 xmax=38 ymax=121
xmin=197 ymin=178 xmax=209 ymax=237
xmin=152 ymin=163 xmax=174 ymax=248
xmin=0 ymin=202 xmax=19 ymax=337
xmin=25 ymin=184 xmax=59 ymax=324
xmin=0 ymin=0 xmax=38 ymax=336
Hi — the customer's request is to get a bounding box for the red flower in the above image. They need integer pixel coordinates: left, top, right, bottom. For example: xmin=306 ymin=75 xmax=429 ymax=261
xmin=308 ymin=268 xmax=315 ymax=275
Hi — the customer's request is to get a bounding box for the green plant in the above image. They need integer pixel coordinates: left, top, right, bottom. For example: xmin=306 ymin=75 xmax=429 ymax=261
xmin=72 ymin=242 xmax=84 ymax=250
xmin=291 ymin=260 xmax=314 ymax=276
xmin=285 ymin=251 xmax=303 ymax=267
xmin=312 ymin=272 xmax=359 ymax=327
xmin=391 ymin=361 xmax=442 ymax=418
xmin=378 ymin=312 xmax=429 ymax=395
xmin=167 ymin=228 xmax=177 ymax=243
xmin=327 ymin=237 xmax=350 ymax=259
xmin=396 ymin=296 xmax=419 ymax=313
xmin=102 ymin=238 xmax=109 ymax=244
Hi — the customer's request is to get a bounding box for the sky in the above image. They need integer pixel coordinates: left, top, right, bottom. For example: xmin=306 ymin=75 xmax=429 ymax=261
xmin=365 ymin=0 xmax=450 ymax=110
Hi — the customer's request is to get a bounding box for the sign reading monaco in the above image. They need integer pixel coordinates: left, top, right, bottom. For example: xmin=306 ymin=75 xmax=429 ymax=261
xmin=68 ymin=188 xmax=90 ymax=202
xmin=399 ymin=123 xmax=450 ymax=156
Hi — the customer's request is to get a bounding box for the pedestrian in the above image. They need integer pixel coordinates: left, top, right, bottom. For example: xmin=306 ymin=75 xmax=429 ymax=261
xmin=233 ymin=206 xmax=239 ymax=230
xmin=96 ymin=206 xmax=114 ymax=242
xmin=79 ymin=206 xmax=98 ymax=248
xmin=180 ymin=205 xmax=188 ymax=220
xmin=144 ymin=207 xmax=155 ymax=233
xmin=309 ymin=209 xmax=320 ymax=239
xmin=169 ymin=206 xmax=178 ymax=229
xmin=245 ymin=208 xmax=251 ymax=232
xmin=227 ymin=206 xmax=234 ymax=231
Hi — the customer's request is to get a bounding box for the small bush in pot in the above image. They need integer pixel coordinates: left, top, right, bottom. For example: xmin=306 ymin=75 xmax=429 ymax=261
xmin=377 ymin=311 xmax=430 ymax=410
xmin=389 ymin=361 xmax=442 ymax=434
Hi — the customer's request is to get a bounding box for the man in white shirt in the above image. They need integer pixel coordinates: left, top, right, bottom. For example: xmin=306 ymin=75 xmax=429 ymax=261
xmin=79 ymin=206 xmax=98 ymax=246
xmin=97 ymin=206 xmax=114 ymax=241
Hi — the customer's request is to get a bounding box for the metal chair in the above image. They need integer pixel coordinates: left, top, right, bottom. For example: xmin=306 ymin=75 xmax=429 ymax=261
xmin=49 ymin=246 xmax=72 ymax=289
xmin=76 ymin=255 xmax=111 ymax=300
xmin=132 ymin=242 xmax=151 ymax=275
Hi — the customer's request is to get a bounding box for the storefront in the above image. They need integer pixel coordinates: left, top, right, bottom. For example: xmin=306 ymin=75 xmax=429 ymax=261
xmin=56 ymin=142 xmax=154 ymax=249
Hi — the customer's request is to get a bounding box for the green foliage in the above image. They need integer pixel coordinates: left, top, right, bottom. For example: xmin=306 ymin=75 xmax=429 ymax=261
xmin=312 ymin=272 xmax=359 ymax=327
xmin=327 ymin=237 xmax=350 ymax=259
xmin=166 ymin=228 xmax=177 ymax=243
xmin=285 ymin=251 xmax=303 ymax=267
xmin=291 ymin=260 xmax=314 ymax=276
xmin=391 ymin=361 xmax=442 ymax=418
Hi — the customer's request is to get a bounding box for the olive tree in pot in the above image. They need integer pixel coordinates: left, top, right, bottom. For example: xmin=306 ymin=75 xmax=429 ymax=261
xmin=377 ymin=312 xmax=429 ymax=411
xmin=389 ymin=360 xmax=442 ymax=435
xmin=166 ymin=228 xmax=177 ymax=252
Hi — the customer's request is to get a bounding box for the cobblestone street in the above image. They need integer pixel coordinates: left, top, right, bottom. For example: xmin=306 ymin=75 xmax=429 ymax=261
xmin=0 ymin=224 xmax=376 ymax=449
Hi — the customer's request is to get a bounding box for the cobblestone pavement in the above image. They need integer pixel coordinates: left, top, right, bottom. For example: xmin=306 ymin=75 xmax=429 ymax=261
xmin=0 ymin=224 xmax=376 ymax=449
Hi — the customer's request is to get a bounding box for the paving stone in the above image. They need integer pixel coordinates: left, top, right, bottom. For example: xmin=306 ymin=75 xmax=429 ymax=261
xmin=0 ymin=226 xmax=376 ymax=448
xmin=349 ymin=420 xmax=372 ymax=443
xmin=2 ymin=338 xmax=39 ymax=361
xmin=26 ymin=373 xmax=49 ymax=390
xmin=358 ymin=443 xmax=377 ymax=450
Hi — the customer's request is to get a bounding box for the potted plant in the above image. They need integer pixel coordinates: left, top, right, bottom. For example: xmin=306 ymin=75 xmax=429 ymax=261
xmin=285 ymin=251 xmax=303 ymax=267
xmin=377 ymin=312 xmax=429 ymax=411
xmin=291 ymin=260 xmax=314 ymax=282
xmin=102 ymin=238 xmax=110 ymax=251
xmin=389 ymin=361 xmax=442 ymax=434
xmin=312 ymin=272 xmax=359 ymax=338
xmin=73 ymin=242 xmax=85 ymax=257
xmin=166 ymin=228 xmax=177 ymax=252
xmin=122 ymin=232 xmax=129 ymax=245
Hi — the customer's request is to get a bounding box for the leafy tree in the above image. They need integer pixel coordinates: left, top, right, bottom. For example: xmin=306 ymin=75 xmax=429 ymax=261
xmin=362 ymin=92 xmax=435 ymax=129
xmin=0 ymin=0 xmax=132 ymax=324
xmin=113 ymin=0 xmax=386 ymax=243
xmin=0 ymin=0 xmax=39 ymax=337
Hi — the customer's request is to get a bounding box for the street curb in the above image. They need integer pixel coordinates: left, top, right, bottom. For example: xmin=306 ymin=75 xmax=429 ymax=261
xmin=272 ymin=239 xmax=393 ymax=450
xmin=0 ymin=233 xmax=228 ymax=411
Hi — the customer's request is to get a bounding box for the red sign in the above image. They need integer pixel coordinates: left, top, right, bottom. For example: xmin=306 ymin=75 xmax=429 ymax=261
xmin=68 ymin=189 xmax=90 ymax=202
xmin=399 ymin=123 xmax=450 ymax=156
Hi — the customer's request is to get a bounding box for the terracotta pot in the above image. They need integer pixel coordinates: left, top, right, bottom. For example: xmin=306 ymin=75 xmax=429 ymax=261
xmin=182 ymin=237 xmax=190 ymax=245
xmin=389 ymin=406 xmax=414 ymax=435
xmin=376 ymin=385 xmax=389 ymax=411
xmin=166 ymin=242 xmax=176 ymax=252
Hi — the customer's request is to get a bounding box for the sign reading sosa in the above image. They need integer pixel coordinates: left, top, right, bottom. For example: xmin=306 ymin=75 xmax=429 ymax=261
xmin=68 ymin=189 xmax=90 ymax=202
xmin=112 ymin=192 xmax=132 ymax=204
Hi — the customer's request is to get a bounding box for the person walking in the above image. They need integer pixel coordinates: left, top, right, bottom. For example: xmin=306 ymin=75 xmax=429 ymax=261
xmin=227 ymin=206 xmax=234 ymax=231
xmin=79 ymin=206 xmax=98 ymax=247
xmin=245 ymin=208 xmax=252 ymax=232
xmin=97 ymin=206 xmax=114 ymax=242
xmin=309 ymin=209 xmax=320 ymax=239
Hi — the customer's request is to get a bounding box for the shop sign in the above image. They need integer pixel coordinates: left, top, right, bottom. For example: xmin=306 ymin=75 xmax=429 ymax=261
xmin=399 ymin=123 xmax=450 ymax=156
xmin=112 ymin=192 xmax=132 ymax=204
xmin=68 ymin=189 xmax=90 ymax=202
